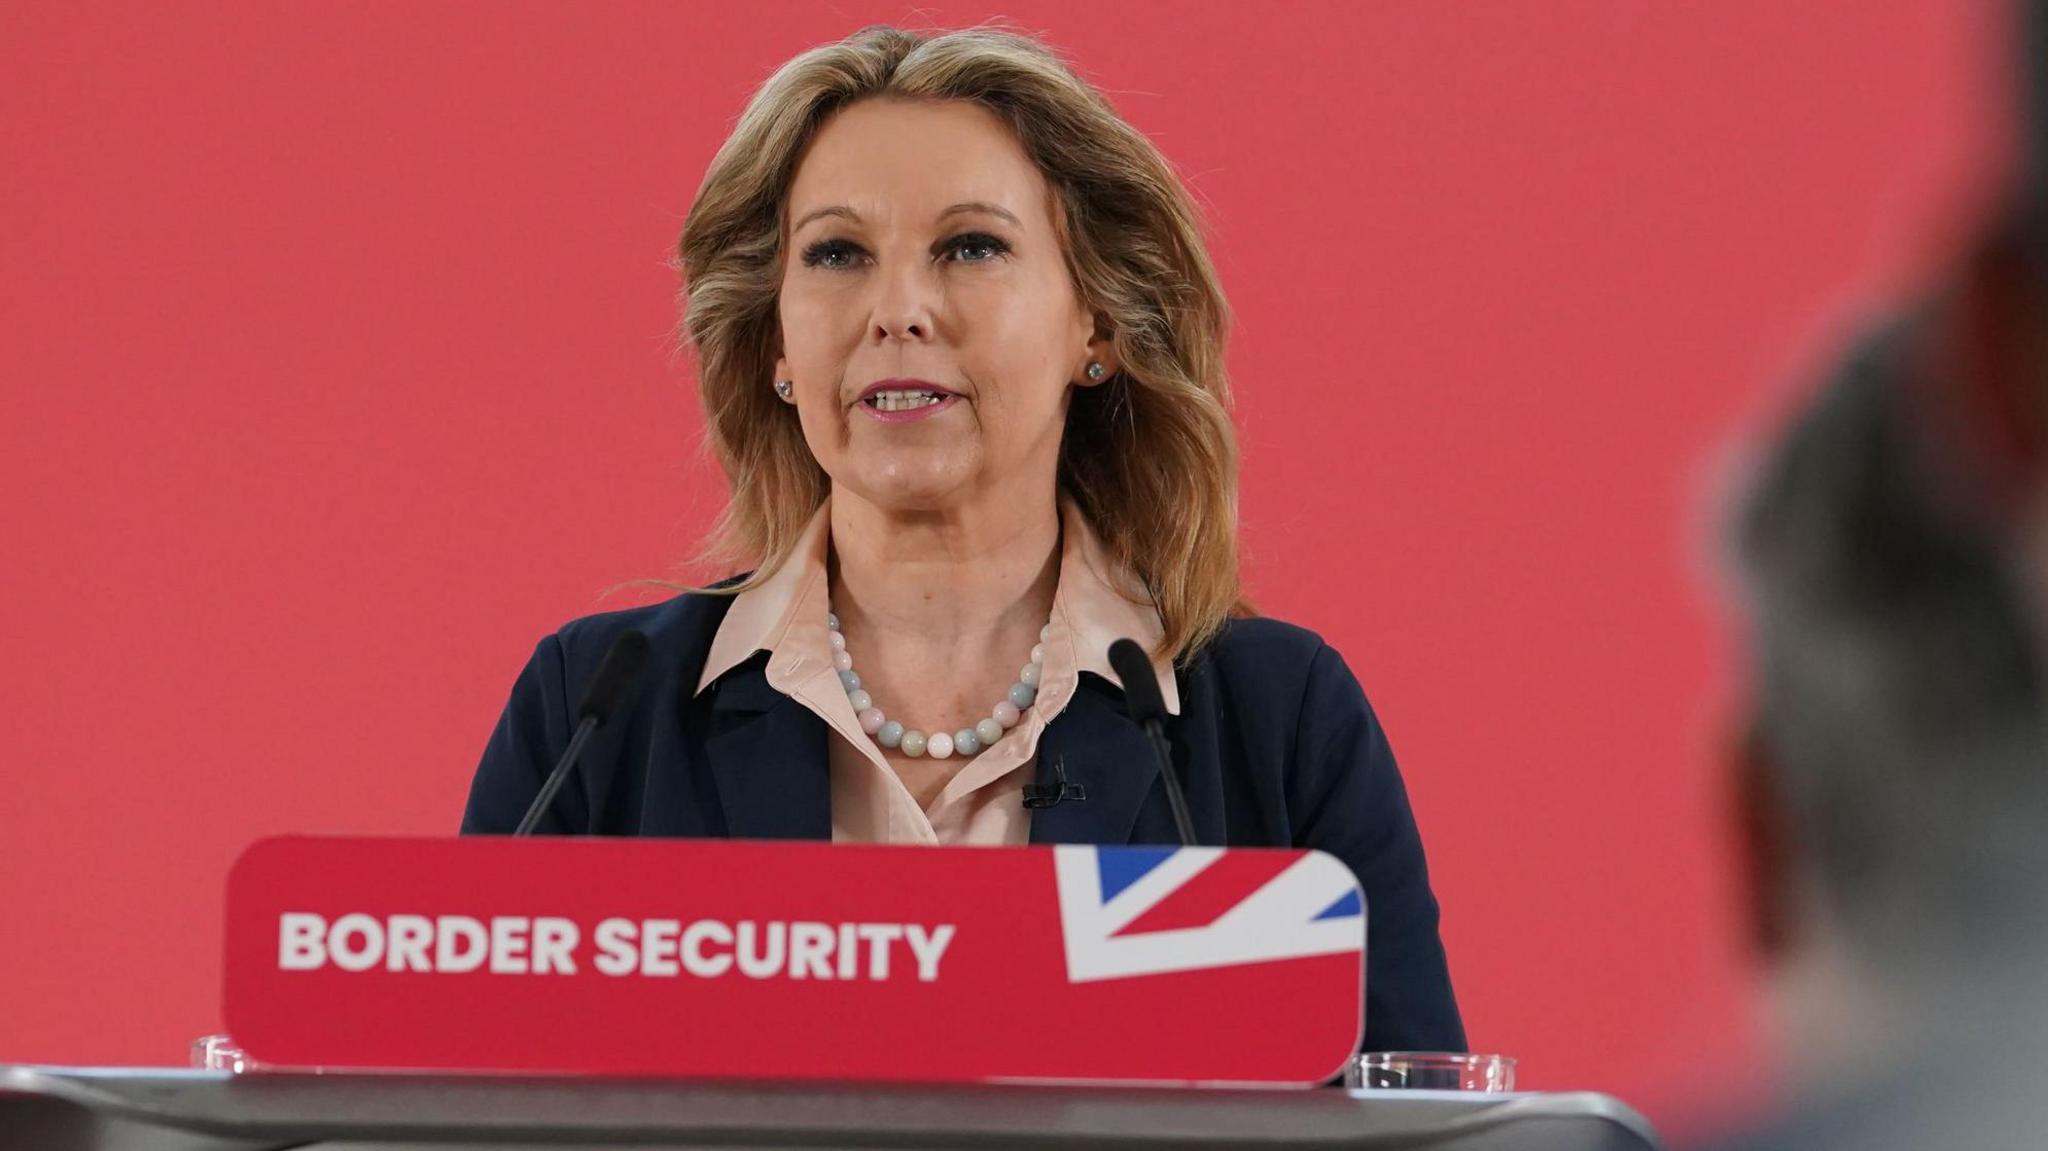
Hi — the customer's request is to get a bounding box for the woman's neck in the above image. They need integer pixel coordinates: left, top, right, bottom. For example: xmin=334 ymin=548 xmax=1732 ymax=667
xmin=825 ymin=488 xmax=1061 ymax=649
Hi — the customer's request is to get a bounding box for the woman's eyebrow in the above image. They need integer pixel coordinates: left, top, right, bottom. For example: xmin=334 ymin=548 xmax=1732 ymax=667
xmin=790 ymin=201 xmax=1022 ymax=234
xmin=937 ymin=201 xmax=1021 ymax=227
xmin=791 ymin=205 xmax=859 ymax=234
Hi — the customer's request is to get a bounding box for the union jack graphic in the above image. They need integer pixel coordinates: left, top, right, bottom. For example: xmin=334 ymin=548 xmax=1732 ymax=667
xmin=1053 ymin=846 xmax=1365 ymax=983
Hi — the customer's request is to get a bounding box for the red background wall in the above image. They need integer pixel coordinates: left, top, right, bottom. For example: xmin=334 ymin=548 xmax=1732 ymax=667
xmin=0 ymin=1 xmax=2008 ymax=1138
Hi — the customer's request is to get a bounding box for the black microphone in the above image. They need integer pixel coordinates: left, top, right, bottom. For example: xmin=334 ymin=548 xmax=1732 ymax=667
xmin=1108 ymin=637 xmax=1196 ymax=846
xmin=513 ymin=629 xmax=652 ymax=836
xmin=1022 ymin=755 xmax=1087 ymax=808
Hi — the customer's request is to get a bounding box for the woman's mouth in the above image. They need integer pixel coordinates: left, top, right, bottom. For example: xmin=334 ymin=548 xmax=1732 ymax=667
xmin=855 ymin=382 xmax=961 ymax=423
xmin=865 ymin=388 xmax=947 ymax=413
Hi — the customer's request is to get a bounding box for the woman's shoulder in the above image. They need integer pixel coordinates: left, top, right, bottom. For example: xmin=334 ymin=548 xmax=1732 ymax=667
xmin=1197 ymin=614 xmax=1343 ymax=681
xmin=1200 ymin=613 xmax=1327 ymax=666
xmin=535 ymin=581 xmax=748 ymax=676
xmin=1192 ymin=614 xmax=1375 ymax=718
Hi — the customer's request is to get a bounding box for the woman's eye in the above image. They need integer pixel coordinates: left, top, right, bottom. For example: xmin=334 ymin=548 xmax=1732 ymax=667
xmin=798 ymin=233 xmax=1009 ymax=270
xmin=800 ymin=239 xmax=863 ymax=269
xmin=943 ymin=232 xmax=1010 ymax=263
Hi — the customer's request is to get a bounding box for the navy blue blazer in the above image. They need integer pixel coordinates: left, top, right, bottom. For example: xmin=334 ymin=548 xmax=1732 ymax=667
xmin=461 ymin=590 xmax=1466 ymax=1054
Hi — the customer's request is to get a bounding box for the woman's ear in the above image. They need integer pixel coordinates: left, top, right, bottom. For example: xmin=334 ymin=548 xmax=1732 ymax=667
xmin=1078 ymin=319 xmax=1119 ymax=387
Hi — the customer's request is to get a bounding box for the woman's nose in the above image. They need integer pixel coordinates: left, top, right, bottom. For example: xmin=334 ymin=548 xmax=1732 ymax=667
xmin=870 ymin=261 xmax=940 ymax=343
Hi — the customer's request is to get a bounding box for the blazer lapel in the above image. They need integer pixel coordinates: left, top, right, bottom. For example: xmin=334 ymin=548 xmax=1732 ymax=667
xmin=700 ymin=657 xmax=832 ymax=840
xmin=1028 ymin=674 xmax=1183 ymax=845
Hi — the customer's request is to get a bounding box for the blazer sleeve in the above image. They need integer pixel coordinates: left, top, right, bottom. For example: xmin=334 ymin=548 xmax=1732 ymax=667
xmin=1289 ymin=641 xmax=1467 ymax=1053
xmin=459 ymin=633 xmax=576 ymax=834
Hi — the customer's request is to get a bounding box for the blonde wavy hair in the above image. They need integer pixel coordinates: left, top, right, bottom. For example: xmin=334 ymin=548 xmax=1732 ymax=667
xmin=670 ymin=23 xmax=1247 ymax=659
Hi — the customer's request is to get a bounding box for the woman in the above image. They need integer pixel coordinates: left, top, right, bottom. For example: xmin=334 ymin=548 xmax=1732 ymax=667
xmin=462 ymin=24 xmax=1464 ymax=1053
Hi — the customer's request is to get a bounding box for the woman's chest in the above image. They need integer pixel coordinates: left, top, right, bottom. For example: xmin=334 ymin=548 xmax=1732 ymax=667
xmin=822 ymin=728 xmax=1035 ymax=845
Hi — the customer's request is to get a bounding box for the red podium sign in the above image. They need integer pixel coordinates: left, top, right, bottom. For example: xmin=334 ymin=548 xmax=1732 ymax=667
xmin=223 ymin=836 xmax=1365 ymax=1085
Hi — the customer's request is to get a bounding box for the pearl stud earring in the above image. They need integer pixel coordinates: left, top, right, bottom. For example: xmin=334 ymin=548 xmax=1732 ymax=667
xmin=774 ymin=379 xmax=794 ymax=401
xmin=1085 ymin=362 xmax=1107 ymax=382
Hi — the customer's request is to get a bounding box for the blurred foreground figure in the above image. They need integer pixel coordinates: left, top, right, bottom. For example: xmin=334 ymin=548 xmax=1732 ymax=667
xmin=1717 ymin=8 xmax=2048 ymax=1146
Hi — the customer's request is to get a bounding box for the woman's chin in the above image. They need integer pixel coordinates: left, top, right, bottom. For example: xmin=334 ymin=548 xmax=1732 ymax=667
xmin=836 ymin=457 xmax=979 ymax=515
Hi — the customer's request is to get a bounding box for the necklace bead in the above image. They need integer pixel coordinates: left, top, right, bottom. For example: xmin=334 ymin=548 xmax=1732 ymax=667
xmin=827 ymin=610 xmax=1049 ymax=760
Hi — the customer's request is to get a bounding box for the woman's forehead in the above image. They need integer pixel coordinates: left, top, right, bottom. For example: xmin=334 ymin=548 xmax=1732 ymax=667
xmin=786 ymin=99 xmax=1052 ymax=231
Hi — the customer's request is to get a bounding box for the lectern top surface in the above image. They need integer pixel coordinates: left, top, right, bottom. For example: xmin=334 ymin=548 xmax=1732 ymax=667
xmin=0 ymin=1064 xmax=1661 ymax=1151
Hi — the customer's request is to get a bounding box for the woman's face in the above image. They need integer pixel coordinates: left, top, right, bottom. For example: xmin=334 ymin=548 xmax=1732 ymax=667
xmin=774 ymin=98 xmax=1113 ymax=516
